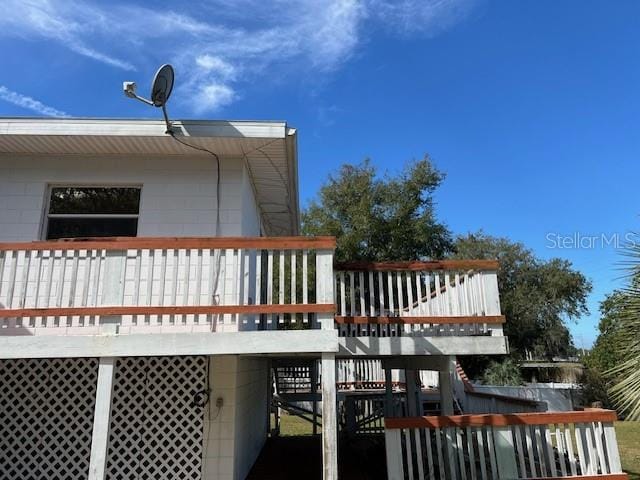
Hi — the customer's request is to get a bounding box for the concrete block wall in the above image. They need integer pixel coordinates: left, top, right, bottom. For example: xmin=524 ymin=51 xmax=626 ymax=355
xmin=233 ymin=357 xmax=269 ymax=480
xmin=203 ymin=356 xmax=239 ymax=480
xmin=202 ymin=355 xmax=269 ymax=480
xmin=0 ymin=154 xmax=261 ymax=241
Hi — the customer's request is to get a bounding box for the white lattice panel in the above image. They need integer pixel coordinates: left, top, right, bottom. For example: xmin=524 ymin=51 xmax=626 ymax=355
xmin=106 ymin=356 xmax=207 ymax=480
xmin=0 ymin=357 xmax=99 ymax=479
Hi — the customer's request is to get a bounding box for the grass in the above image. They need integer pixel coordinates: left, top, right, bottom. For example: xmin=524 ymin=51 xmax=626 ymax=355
xmin=616 ymin=421 xmax=640 ymax=480
xmin=272 ymin=412 xmax=315 ymax=436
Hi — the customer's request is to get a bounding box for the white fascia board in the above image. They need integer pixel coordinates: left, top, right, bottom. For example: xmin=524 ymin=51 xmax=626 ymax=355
xmin=339 ymin=336 xmax=509 ymax=357
xmin=0 ymin=330 xmax=338 ymax=359
xmin=0 ymin=118 xmax=287 ymax=139
xmin=285 ymin=127 xmax=300 ymax=234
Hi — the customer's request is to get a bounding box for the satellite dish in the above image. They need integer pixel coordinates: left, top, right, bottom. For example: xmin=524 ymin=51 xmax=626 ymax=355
xmin=123 ymin=64 xmax=175 ymax=133
xmin=151 ymin=64 xmax=174 ymax=107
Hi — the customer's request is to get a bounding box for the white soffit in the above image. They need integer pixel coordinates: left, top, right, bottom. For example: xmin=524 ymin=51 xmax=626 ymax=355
xmin=0 ymin=118 xmax=300 ymax=235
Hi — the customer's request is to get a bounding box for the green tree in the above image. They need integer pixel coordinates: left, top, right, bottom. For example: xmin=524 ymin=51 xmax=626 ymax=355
xmin=585 ymin=292 xmax=626 ymax=372
xmin=579 ymin=292 xmax=626 ymax=407
xmin=482 ymin=358 xmax=523 ymax=386
xmin=454 ymin=232 xmax=591 ymax=360
xmin=302 ymin=158 xmax=453 ymax=262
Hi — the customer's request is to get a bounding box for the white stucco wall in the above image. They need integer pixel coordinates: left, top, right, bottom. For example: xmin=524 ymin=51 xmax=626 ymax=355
xmin=0 ymin=154 xmax=262 ymax=241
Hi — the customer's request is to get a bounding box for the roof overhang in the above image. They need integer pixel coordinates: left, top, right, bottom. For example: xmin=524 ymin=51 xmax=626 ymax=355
xmin=0 ymin=118 xmax=300 ymax=235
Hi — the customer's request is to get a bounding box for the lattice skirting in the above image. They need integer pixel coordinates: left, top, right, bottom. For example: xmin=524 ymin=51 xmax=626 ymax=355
xmin=105 ymin=356 xmax=208 ymax=480
xmin=0 ymin=357 xmax=99 ymax=480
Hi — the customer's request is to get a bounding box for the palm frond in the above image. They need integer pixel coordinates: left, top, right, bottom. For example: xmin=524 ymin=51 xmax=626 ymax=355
xmin=607 ymin=242 xmax=640 ymax=419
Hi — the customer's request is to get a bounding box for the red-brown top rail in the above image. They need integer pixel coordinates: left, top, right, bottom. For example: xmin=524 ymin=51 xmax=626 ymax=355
xmin=335 ymin=260 xmax=499 ymax=272
xmin=0 ymin=236 xmax=337 ymax=252
xmin=384 ymin=408 xmax=618 ymax=429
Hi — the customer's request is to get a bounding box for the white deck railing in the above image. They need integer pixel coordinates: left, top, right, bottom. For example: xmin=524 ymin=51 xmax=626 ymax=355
xmin=0 ymin=237 xmax=335 ymax=335
xmin=335 ymin=261 xmax=504 ymax=337
xmin=0 ymin=238 xmax=506 ymax=340
xmin=384 ymin=409 xmax=626 ymax=480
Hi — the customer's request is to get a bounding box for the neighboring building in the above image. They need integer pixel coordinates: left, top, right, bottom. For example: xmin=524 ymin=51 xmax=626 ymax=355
xmin=0 ymin=118 xmax=625 ymax=480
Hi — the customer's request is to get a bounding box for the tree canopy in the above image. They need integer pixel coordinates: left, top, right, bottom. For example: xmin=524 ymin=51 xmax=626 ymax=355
xmin=454 ymin=232 xmax=591 ymax=360
xmin=302 ymin=158 xmax=453 ymax=262
xmin=585 ymin=291 xmax=626 ymax=374
xmin=580 ymin=292 xmax=626 ymax=408
xmin=302 ymin=158 xmax=591 ymax=369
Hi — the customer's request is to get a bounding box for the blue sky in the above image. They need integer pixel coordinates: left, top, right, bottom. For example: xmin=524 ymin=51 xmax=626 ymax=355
xmin=1 ymin=0 xmax=639 ymax=347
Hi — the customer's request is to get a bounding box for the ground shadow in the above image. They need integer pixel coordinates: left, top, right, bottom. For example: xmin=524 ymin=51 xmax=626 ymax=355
xmin=246 ymin=435 xmax=387 ymax=480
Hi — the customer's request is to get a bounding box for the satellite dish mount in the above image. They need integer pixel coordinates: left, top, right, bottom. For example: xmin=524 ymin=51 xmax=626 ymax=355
xmin=123 ymin=64 xmax=175 ymax=134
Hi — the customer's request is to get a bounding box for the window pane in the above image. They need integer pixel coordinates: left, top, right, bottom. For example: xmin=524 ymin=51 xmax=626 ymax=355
xmin=49 ymin=187 xmax=141 ymax=214
xmin=46 ymin=218 xmax=139 ymax=240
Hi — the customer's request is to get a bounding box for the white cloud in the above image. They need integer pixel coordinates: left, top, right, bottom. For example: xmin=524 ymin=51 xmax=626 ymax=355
xmin=195 ymin=83 xmax=236 ymax=112
xmin=0 ymin=0 xmax=136 ymax=70
xmin=0 ymin=86 xmax=69 ymax=117
xmin=195 ymin=55 xmax=236 ymax=79
xmin=0 ymin=0 xmax=475 ymax=113
xmin=369 ymin=0 xmax=476 ymax=35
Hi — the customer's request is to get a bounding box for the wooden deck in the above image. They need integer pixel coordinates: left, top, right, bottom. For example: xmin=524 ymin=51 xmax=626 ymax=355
xmin=384 ymin=409 xmax=627 ymax=480
xmin=0 ymin=236 xmax=503 ymax=340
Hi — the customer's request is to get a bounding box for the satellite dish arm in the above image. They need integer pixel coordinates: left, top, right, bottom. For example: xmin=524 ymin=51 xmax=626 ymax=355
xmin=123 ymin=82 xmax=155 ymax=106
xmin=129 ymin=94 xmax=155 ymax=106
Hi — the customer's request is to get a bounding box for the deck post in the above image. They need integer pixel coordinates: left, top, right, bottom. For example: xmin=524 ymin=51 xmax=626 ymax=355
xmin=311 ymin=359 xmax=319 ymax=435
xmin=100 ymin=251 xmax=126 ymax=333
xmin=315 ymin=248 xmax=335 ymax=330
xmin=384 ymin=366 xmax=394 ymax=417
xmin=483 ymin=272 xmax=503 ymax=336
xmin=406 ymin=369 xmax=420 ymax=416
xmin=492 ymin=426 xmax=519 ymax=479
xmin=321 ymin=352 xmax=338 ymax=480
xmin=603 ymin=421 xmax=623 ymax=472
xmin=384 ymin=428 xmax=404 ymax=480
xmin=88 ymin=357 xmax=116 ymax=480
xmin=438 ymin=356 xmax=455 ymax=415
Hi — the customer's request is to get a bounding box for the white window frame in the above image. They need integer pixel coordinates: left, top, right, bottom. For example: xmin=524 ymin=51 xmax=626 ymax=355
xmin=41 ymin=184 xmax=143 ymax=240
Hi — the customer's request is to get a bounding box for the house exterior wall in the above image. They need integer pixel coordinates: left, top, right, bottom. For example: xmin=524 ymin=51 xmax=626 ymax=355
xmin=240 ymin=164 xmax=262 ymax=236
xmin=0 ymin=154 xmax=262 ymax=241
xmin=233 ymin=357 xmax=269 ymax=480
xmin=202 ymin=355 xmax=269 ymax=480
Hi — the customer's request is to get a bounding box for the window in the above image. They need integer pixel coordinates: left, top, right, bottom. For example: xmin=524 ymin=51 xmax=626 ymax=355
xmin=44 ymin=186 xmax=141 ymax=240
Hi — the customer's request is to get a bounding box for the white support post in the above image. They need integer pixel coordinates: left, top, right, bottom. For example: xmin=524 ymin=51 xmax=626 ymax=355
xmin=384 ymin=366 xmax=394 ymax=417
xmin=406 ymin=369 xmax=420 ymax=416
xmin=315 ymin=249 xmax=335 ymax=330
xmin=603 ymin=422 xmax=623 ymax=473
xmin=311 ymin=359 xmax=319 ymax=435
xmin=385 ymin=428 xmax=404 ymax=480
xmin=321 ymin=352 xmax=338 ymax=480
xmin=450 ymin=356 xmax=467 ymax=412
xmin=101 ymin=251 xmax=126 ymax=333
xmin=88 ymin=357 xmax=116 ymax=480
xmin=492 ymin=426 xmax=519 ymax=479
xmin=483 ymin=272 xmax=503 ymax=336
xmin=439 ymin=356 xmax=455 ymax=415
